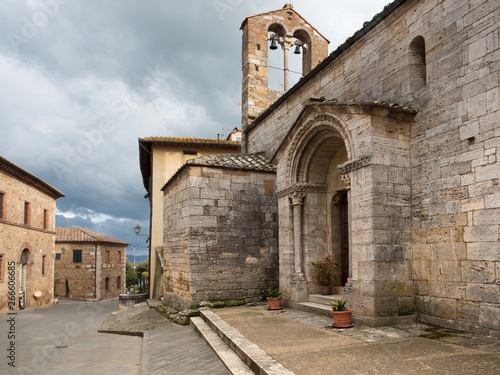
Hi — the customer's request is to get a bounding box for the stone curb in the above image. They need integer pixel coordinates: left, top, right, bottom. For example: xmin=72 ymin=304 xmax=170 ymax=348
xmin=141 ymin=330 xmax=148 ymax=375
xmin=199 ymin=308 xmax=294 ymax=375
xmin=191 ymin=316 xmax=254 ymax=375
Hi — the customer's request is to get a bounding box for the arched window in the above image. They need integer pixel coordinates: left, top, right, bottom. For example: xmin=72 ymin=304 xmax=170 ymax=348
xmin=409 ymin=36 xmax=426 ymax=92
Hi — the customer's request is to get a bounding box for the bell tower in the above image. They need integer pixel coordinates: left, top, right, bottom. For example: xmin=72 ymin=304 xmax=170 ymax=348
xmin=240 ymin=4 xmax=329 ymax=129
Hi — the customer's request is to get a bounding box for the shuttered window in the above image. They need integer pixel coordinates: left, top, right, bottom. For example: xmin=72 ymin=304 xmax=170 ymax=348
xmin=73 ymin=249 xmax=82 ymax=263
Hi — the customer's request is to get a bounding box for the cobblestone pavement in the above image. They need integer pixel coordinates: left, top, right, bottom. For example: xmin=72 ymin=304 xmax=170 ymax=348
xmin=0 ymin=300 xmax=141 ymax=375
xmin=147 ymin=324 xmax=230 ymax=375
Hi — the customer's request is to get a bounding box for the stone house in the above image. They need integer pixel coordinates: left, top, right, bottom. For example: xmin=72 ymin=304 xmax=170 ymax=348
xmin=0 ymin=155 xmax=64 ymax=312
xmin=55 ymin=227 xmax=127 ymax=300
xmin=138 ymin=136 xmax=241 ymax=299
xmin=144 ymin=0 xmax=500 ymax=334
xmin=161 ymin=153 xmax=278 ymax=310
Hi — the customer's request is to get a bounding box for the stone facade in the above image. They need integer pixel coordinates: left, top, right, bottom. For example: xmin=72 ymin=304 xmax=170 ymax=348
xmin=244 ymin=0 xmax=500 ymax=333
xmin=161 ymin=154 xmax=278 ymax=310
xmin=55 ymin=227 xmax=127 ymax=300
xmin=0 ymin=156 xmax=64 ymax=312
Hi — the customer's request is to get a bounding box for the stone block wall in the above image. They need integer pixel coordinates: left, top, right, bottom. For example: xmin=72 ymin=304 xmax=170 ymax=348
xmin=0 ymin=170 xmax=58 ymax=312
xmin=247 ymin=0 xmax=500 ymax=331
xmin=163 ymin=165 xmax=278 ymax=310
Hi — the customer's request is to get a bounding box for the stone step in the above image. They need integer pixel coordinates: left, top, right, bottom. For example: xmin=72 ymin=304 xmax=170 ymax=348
xmin=284 ymin=301 xmax=333 ymax=318
xmin=197 ymin=308 xmax=294 ymax=375
xmin=191 ymin=317 xmax=254 ymax=375
xmin=308 ymin=293 xmax=342 ymax=306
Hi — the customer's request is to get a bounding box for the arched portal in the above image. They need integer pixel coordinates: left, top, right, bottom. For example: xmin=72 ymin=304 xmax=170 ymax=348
xmin=284 ymin=120 xmax=350 ymax=299
xmin=19 ymin=248 xmax=30 ymax=309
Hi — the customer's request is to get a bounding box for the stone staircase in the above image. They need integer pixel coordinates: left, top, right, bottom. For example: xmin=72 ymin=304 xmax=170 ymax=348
xmin=189 ymin=291 xmax=344 ymax=374
xmin=284 ymin=287 xmax=344 ymax=318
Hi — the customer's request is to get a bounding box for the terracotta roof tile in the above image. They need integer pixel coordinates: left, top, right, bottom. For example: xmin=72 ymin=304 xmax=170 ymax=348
xmin=186 ymin=153 xmax=276 ymax=172
xmin=56 ymin=227 xmax=128 ymax=245
xmin=141 ymin=136 xmax=241 ymax=146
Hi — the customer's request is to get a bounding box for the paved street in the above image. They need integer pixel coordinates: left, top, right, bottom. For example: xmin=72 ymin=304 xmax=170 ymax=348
xmin=0 ymin=300 xmax=142 ymax=375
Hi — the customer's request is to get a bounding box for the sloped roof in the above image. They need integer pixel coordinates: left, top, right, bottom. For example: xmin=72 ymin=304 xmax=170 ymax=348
xmin=240 ymin=4 xmax=330 ymax=43
xmin=140 ymin=136 xmax=241 ymax=147
xmin=56 ymin=227 xmax=128 ymax=245
xmin=138 ymin=136 xmax=242 ymax=192
xmin=186 ymin=153 xmax=276 ymax=171
xmin=0 ymin=155 xmax=64 ymax=199
xmin=162 ymin=153 xmax=276 ymax=191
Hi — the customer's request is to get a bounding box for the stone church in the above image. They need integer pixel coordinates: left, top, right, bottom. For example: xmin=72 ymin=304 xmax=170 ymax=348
xmin=156 ymin=0 xmax=500 ymax=334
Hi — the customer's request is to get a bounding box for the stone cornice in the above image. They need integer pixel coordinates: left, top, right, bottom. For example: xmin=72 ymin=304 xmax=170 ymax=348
xmin=0 ymin=157 xmax=64 ymax=199
xmin=337 ymin=156 xmax=371 ymax=175
xmin=276 ymin=183 xmax=327 ymax=198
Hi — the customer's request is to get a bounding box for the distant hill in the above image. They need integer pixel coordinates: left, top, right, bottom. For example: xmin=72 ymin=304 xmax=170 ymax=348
xmin=126 ymin=255 xmax=149 ymax=263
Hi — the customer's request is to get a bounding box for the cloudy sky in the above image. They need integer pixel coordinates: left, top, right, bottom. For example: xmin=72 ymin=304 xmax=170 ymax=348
xmin=0 ymin=0 xmax=390 ymax=256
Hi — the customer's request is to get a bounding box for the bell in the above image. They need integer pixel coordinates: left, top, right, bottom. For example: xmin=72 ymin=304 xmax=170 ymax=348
xmin=294 ymin=45 xmax=301 ymax=54
xmin=270 ymin=38 xmax=278 ymax=50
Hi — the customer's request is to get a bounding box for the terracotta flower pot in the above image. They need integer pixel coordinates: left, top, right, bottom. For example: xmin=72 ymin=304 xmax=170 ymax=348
xmin=267 ymin=296 xmax=283 ymax=310
xmin=332 ymin=308 xmax=353 ymax=328
xmin=320 ymin=285 xmax=332 ymax=295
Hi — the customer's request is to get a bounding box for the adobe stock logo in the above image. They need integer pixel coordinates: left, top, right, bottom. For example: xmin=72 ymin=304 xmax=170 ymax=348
xmin=213 ymin=0 xmax=243 ymax=21
xmin=7 ymin=0 xmax=72 ymax=51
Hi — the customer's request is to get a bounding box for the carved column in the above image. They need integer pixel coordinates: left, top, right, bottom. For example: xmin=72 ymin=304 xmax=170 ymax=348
xmin=290 ymin=191 xmax=307 ymax=301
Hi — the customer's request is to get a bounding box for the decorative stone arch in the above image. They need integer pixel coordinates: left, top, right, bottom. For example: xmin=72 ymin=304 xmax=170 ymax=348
xmin=286 ymin=112 xmax=353 ymax=186
xmin=267 ymin=21 xmax=288 ymax=40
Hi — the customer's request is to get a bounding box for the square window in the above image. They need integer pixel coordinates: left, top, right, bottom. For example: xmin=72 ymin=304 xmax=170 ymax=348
xmin=55 ymin=253 xmax=61 ymax=260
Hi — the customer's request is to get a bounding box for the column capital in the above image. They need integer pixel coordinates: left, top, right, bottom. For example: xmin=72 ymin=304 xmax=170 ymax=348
xmin=290 ymin=191 xmax=306 ymax=206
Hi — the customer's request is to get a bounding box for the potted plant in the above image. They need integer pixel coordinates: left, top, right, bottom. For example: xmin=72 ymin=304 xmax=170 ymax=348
xmin=65 ymin=278 xmax=70 ymax=298
xmin=331 ymin=299 xmax=353 ymax=328
xmin=311 ymin=256 xmax=340 ymax=295
xmin=266 ymin=289 xmax=284 ymax=310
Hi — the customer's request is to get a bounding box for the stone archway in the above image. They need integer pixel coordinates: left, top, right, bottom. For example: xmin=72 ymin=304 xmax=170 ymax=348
xmin=19 ymin=248 xmax=30 ymax=309
xmin=279 ymin=118 xmax=351 ymax=301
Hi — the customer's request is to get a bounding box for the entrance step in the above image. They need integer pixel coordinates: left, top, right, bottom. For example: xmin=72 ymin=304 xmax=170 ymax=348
xmin=308 ymin=293 xmax=342 ymax=305
xmin=193 ymin=308 xmax=294 ymax=375
xmin=191 ymin=316 xmax=254 ymax=375
xmin=285 ymin=294 xmax=343 ymax=318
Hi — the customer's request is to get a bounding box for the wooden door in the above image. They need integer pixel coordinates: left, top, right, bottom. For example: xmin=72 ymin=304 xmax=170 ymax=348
xmin=340 ymin=194 xmax=349 ymax=286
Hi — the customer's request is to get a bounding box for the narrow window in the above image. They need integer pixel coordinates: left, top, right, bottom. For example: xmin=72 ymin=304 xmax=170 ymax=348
xmin=118 ymin=251 xmax=121 ymax=263
xmin=42 ymin=255 xmax=47 ymax=276
xmin=0 ymin=192 xmax=5 ymax=220
xmin=105 ymin=277 xmax=109 ymax=291
xmin=409 ymin=36 xmax=427 ymax=92
xmin=55 ymin=253 xmax=61 ymax=260
xmin=106 ymin=250 xmax=110 ymax=263
xmin=0 ymin=254 xmax=4 ymax=282
xmin=73 ymin=249 xmax=82 ymax=263
xmin=117 ymin=276 xmax=121 ymax=289
xmin=183 ymin=150 xmax=197 ymax=156
xmin=24 ymin=202 xmax=30 ymax=225
xmin=43 ymin=209 xmax=48 ymax=230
